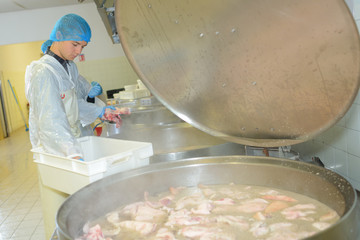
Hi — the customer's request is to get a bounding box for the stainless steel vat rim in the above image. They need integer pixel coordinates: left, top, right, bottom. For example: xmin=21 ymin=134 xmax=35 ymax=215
xmin=59 ymin=155 xmax=357 ymax=201
xmin=115 ymin=0 xmax=360 ymax=147
xmin=56 ymin=156 xmax=358 ymax=239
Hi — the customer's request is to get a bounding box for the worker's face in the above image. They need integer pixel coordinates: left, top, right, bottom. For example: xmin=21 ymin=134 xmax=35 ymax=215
xmin=54 ymin=41 xmax=88 ymax=61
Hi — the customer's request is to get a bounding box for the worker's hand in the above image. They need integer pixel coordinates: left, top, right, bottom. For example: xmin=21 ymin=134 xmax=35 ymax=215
xmin=88 ymin=81 xmax=103 ymax=98
xmin=72 ymin=156 xmax=84 ymax=161
xmin=99 ymin=106 xmax=116 ymax=118
xmin=100 ymin=107 xmax=130 ymax=128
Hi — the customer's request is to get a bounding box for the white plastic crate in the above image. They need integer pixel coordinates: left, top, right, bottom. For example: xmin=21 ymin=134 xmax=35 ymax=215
xmin=124 ymin=84 xmax=138 ymax=91
xmin=119 ymin=89 xmax=151 ymax=99
xmin=32 ymin=136 xmax=153 ymax=194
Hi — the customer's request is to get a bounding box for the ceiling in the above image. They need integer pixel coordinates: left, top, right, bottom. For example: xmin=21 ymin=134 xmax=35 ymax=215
xmin=0 ymin=0 xmax=94 ymax=14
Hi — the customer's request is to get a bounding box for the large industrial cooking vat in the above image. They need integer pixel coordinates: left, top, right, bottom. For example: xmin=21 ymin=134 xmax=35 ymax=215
xmin=105 ymin=98 xmax=246 ymax=162
xmin=111 ymin=121 xmax=247 ymax=163
xmin=56 ymin=0 xmax=360 ymax=239
xmin=102 ymin=102 xmax=183 ymax=136
xmin=119 ymin=105 xmax=183 ymax=127
xmin=56 ymin=157 xmax=359 ymax=239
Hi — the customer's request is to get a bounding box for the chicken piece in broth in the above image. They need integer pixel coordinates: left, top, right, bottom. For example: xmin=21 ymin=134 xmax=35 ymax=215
xmin=76 ymin=183 xmax=340 ymax=240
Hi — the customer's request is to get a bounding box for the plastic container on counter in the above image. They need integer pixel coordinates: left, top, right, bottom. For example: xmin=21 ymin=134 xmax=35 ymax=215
xmin=124 ymin=84 xmax=138 ymax=91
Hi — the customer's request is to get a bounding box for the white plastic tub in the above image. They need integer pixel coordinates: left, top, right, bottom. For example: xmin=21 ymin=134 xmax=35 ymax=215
xmin=32 ymin=136 xmax=153 ymax=194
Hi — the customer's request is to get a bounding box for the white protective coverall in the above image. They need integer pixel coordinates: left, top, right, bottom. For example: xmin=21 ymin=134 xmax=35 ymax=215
xmin=25 ymin=54 xmax=103 ymax=158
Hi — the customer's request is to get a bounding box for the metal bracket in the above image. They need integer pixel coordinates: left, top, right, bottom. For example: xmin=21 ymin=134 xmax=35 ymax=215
xmin=94 ymin=0 xmax=120 ymax=44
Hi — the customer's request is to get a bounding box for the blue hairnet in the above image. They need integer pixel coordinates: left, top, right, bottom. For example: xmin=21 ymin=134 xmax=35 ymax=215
xmin=41 ymin=14 xmax=91 ymax=53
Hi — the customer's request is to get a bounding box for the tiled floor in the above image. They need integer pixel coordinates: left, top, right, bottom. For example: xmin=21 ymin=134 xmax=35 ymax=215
xmin=0 ymin=127 xmax=45 ymax=240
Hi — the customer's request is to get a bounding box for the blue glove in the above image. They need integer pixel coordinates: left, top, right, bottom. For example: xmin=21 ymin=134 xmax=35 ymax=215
xmin=99 ymin=106 xmax=116 ymax=118
xmin=88 ymin=81 xmax=103 ymax=98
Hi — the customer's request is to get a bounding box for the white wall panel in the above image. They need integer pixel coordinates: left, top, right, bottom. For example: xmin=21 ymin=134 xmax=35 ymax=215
xmin=333 ymin=149 xmax=348 ymax=175
xmin=331 ymin=126 xmax=347 ymax=151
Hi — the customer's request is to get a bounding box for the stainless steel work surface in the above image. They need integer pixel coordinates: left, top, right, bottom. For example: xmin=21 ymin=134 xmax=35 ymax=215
xmin=115 ymin=0 xmax=360 ymax=147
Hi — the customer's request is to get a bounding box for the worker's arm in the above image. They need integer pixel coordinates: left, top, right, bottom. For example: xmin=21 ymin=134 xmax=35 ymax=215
xmin=76 ymin=75 xmax=104 ymax=126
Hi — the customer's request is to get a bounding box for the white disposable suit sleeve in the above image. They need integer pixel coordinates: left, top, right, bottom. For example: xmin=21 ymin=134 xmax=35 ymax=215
xmin=76 ymin=75 xmax=104 ymax=126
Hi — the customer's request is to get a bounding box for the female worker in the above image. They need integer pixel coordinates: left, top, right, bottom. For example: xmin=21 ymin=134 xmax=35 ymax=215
xmin=25 ymin=13 xmax=127 ymax=160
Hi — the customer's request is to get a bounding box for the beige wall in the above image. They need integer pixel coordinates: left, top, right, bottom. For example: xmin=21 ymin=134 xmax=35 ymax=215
xmin=77 ymin=56 xmax=139 ymax=93
xmin=0 ymin=41 xmax=43 ymax=133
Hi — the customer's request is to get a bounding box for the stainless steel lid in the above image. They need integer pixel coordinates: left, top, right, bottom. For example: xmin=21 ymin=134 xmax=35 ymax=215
xmin=115 ymin=0 xmax=360 ymax=147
